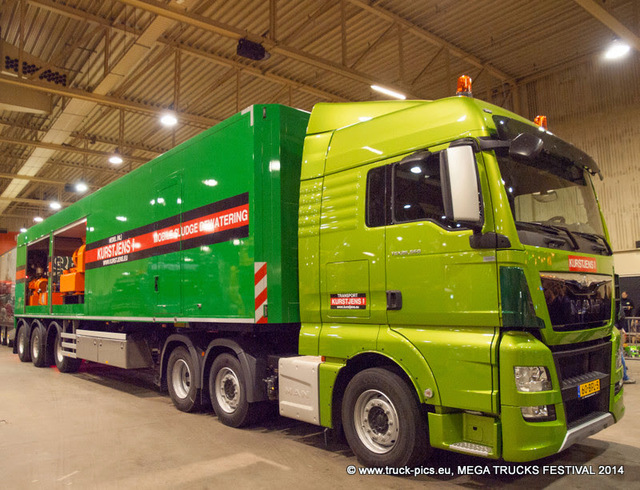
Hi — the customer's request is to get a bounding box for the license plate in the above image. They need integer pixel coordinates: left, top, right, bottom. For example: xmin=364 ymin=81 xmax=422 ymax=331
xmin=578 ymin=379 xmax=600 ymax=398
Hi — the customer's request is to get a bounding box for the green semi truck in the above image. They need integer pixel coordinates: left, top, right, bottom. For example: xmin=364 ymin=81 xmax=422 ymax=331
xmin=13 ymin=82 xmax=624 ymax=467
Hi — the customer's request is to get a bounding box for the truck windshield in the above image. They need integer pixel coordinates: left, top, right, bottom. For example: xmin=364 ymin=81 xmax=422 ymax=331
xmin=497 ymin=155 xmax=607 ymax=251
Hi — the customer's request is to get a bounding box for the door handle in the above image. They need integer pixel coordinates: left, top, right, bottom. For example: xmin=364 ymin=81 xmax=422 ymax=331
xmin=386 ymin=290 xmax=402 ymax=310
xmin=154 ymin=276 xmax=159 ymax=292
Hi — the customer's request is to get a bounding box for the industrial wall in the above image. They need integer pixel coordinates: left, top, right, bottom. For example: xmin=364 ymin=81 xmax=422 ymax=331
xmin=0 ymin=233 xmax=18 ymax=255
xmin=516 ymin=56 xmax=640 ymax=274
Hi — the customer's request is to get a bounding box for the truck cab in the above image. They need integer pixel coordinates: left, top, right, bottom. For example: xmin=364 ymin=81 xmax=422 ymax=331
xmin=296 ymin=95 xmax=623 ymax=465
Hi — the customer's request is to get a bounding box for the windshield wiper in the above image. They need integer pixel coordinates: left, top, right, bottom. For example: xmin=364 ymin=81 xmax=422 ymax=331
xmin=546 ymin=224 xmax=579 ymax=250
xmin=573 ymin=231 xmax=612 ymax=255
xmin=516 ymin=221 xmax=579 ymax=250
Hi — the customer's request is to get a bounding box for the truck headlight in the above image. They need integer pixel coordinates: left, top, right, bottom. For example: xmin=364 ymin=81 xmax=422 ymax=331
xmin=521 ymin=404 xmax=556 ymax=421
xmin=514 ymin=366 xmax=552 ymax=392
xmin=616 ymin=345 xmax=622 ymax=370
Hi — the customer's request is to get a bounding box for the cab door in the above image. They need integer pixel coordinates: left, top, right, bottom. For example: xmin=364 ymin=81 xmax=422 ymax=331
xmin=383 ymin=147 xmax=500 ymax=413
xmin=316 ymin=163 xmax=388 ymax=358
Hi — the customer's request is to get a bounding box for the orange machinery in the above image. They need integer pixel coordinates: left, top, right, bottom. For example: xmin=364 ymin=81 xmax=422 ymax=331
xmin=60 ymin=243 xmax=86 ymax=297
xmin=27 ymin=277 xmax=48 ymax=306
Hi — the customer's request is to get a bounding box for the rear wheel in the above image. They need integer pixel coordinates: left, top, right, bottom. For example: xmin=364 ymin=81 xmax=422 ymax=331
xmin=54 ymin=327 xmax=81 ymax=373
xmin=0 ymin=327 xmax=6 ymax=346
xmin=342 ymin=367 xmax=431 ymax=467
xmin=31 ymin=326 xmax=47 ymax=367
xmin=167 ymin=346 xmax=201 ymax=412
xmin=17 ymin=325 xmax=31 ymax=362
xmin=209 ymin=353 xmax=260 ymax=427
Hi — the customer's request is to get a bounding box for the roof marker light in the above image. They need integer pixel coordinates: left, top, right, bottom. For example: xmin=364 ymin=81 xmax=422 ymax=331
xmin=534 ymin=115 xmax=548 ymax=130
xmin=456 ymin=75 xmax=473 ymax=97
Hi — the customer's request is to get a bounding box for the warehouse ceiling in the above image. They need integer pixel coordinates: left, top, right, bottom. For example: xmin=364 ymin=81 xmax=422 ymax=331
xmin=0 ymin=0 xmax=638 ymax=230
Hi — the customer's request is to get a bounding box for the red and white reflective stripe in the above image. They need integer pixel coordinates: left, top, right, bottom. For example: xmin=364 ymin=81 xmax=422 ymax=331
xmin=254 ymin=262 xmax=268 ymax=324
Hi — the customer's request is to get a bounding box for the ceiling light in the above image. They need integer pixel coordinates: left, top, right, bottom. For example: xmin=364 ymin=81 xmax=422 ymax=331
xmin=20 ymin=227 xmax=27 ymax=233
xmin=75 ymin=182 xmax=88 ymax=193
xmin=34 ymin=216 xmax=43 ymax=223
xmin=605 ymin=40 xmax=631 ymax=60
xmin=109 ymin=151 xmax=123 ymax=165
xmin=50 ymin=201 xmax=62 ymax=210
xmin=160 ymin=113 xmax=178 ymax=127
xmin=371 ymin=85 xmax=406 ymax=100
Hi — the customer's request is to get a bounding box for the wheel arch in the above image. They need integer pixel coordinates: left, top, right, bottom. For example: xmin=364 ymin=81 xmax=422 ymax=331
xmin=159 ymin=334 xmax=204 ymax=392
xmin=331 ymin=351 xmax=435 ymax=435
xmin=202 ymin=338 xmax=268 ymax=404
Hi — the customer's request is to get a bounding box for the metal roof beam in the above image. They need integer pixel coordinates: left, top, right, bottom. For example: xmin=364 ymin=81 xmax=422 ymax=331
xmin=117 ymin=0 xmax=419 ymax=97
xmin=347 ymin=0 xmax=516 ymax=85
xmin=0 ymin=73 xmax=217 ymax=128
xmin=0 ymin=134 xmax=148 ymax=164
xmin=29 ymin=0 xmax=349 ymax=103
xmin=573 ymin=0 xmax=640 ymax=51
xmin=177 ymin=45 xmax=348 ymax=102
xmin=0 ymin=196 xmax=75 ymax=207
xmin=0 ymin=172 xmax=98 ymax=189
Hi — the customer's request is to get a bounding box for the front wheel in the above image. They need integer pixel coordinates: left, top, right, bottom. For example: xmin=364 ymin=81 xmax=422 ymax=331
xmin=342 ymin=367 xmax=431 ymax=467
xmin=167 ymin=346 xmax=201 ymax=412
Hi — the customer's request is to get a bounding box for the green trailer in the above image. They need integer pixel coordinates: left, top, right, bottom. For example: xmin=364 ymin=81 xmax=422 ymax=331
xmin=14 ymin=87 xmax=624 ymax=467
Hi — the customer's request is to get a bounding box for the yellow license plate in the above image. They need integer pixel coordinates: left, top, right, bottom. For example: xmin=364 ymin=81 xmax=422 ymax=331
xmin=578 ymin=379 xmax=600 ymax=398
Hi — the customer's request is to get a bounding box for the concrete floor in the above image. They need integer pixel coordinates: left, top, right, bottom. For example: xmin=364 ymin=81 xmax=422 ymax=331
xmin=1 ymin=346 xmax=639 ymax=489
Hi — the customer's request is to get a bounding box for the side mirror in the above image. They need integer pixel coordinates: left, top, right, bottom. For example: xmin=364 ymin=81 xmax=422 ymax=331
xmin=440 ymin=146 xmax=482 ymax=227
xmin=509 ymin=133 xmax=543 ymax=162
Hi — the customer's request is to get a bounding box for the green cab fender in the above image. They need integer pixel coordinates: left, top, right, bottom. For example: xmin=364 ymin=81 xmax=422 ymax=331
xmin=317 ymin=326 xmax=441 ymax=428
xmin=377 ymin=326 xmax=442 ymax=405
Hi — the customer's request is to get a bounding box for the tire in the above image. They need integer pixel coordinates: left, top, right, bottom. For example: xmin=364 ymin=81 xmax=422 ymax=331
xmin=342 ymin=367 xmax=431 ymax=467
xmin=209 ymin=353 xmax=259 ymax=427
xmin=0 ymin=327 xmax=6 ymax=346
xmin=167 ymin=346 xmax=201 ymax=412
xmin=54 ymin=327 xmax=81 ymax=373
xmin=17 ymin=325 xmax=31 ymax=363
xmin=31 ymin=326 xmax=47 ymax=367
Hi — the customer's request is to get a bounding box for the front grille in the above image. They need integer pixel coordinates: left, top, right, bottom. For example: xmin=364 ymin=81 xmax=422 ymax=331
xmin=541 ymin=273 xmax=612 ymax=331
xmin=552 ymin=340 xmax=611 ymax=427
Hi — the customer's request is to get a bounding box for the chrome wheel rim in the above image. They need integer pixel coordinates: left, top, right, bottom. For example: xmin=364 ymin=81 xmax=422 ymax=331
xmin=56 ymin=334 xmax=64 ymax=364
xmin=353 ymin=389 xmax=400 ymax=454
xmin=171 ymin=359 xmax=192 ymax=399
xmin=215 ymin=367 xmax=240 ymax=414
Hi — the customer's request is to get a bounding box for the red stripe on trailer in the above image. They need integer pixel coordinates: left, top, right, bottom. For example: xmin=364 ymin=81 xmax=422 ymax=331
xmin=254 ymin=261 xmax=267 ymax=324
xmin=254 ymin=262 xmax=267 ymax=286
xmin=255 ymin=289 xmax=268 ymax=310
